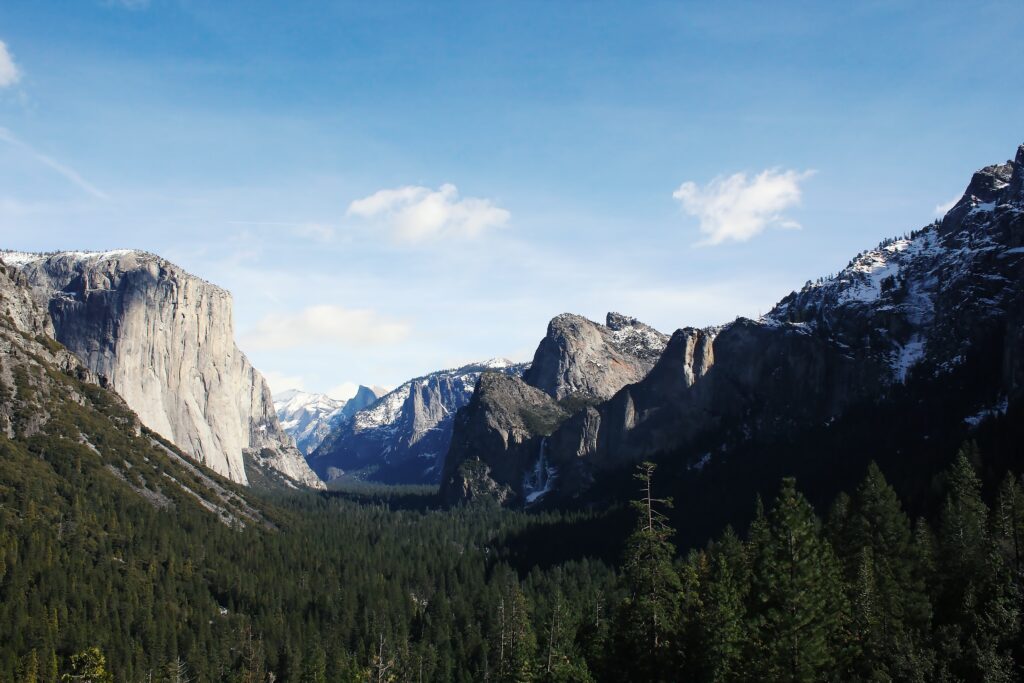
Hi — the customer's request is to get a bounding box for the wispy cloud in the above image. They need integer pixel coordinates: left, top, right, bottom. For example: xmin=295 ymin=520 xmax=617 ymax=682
xmin=262 ymin=370 xmax=307 ymax=395
xmin=0 ymin=41 xmax=20 ymax=88
xmin=934 ymin=196 xmax=959 ymax=217
xmin=0 ymin=128 xmax=108 ymax=199
xmin=326 ymin=382 xmax=359 ymax=401
xmin=673 ymin=168 xmax=814 ymax=246
xmin=347 ymin=183 xmax=509 ymax=243
xmin=227 ymin=221 xmax=337 ymax=243
xmin=241 ymin=304 xmax=411 ymax=351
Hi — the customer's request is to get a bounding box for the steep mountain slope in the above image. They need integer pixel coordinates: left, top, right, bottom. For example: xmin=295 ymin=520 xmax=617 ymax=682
xmin=443 ymin=372 xmax=569 ymax=503
xmin=273 ymin=385 xmax=381 ymax=455
xmin=440 ymin=312 xmax=670 ymax=503
xmin=442 ymin=144 xmax=1024 ymax=508
xmin=311 ymin=359 xmax=526 ymax=484
xmin=523 ymin=312 xmax=669 ymax=401
xmin=1 ymin=250 xmax=323 ymax=490
xmin=0 ymin=260 xmax=272 ymax=527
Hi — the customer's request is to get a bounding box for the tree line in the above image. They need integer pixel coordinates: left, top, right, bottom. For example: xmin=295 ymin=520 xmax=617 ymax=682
xmin=4 ymin=435 xmax=1024 ymax=681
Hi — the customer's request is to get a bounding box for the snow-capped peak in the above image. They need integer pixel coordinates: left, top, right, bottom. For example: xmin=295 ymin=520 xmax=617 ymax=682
xmin=0 ymin=249 xmax=139 ymax=267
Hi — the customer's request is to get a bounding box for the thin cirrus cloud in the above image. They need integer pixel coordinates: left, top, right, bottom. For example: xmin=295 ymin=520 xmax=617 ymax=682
xmin=347 ymin=183 xmax=510 ymax=243
xmin=673 ymin=168 xmax=815 ymax=246
xmin=0 ymin=128 xmax=109 ymax=199
xmin=241 ymin=304 xmax=411 ymax=352
xmin=0 ymin=41 xmax=20 ymax=88
xmin=226 ymin=221 xmax=337 ymax=243
xmin=261 ymin=370 xmax=308 ymax=395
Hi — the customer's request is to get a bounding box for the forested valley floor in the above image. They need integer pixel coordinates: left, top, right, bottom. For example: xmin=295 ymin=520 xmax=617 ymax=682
xmin=4 ymin=414 xmax=1024 ymax=682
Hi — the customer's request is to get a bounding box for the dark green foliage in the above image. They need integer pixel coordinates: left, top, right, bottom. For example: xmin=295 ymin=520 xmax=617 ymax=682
xmin=1 ymin=323 xmax=1022 ymax=683
xmin=697 ymin=527 xmax=746 ymax=682
xmin=745 ymin=478 xmax=845 ymax=681
xmin=608 ymin=463 xmax=682 ymax=682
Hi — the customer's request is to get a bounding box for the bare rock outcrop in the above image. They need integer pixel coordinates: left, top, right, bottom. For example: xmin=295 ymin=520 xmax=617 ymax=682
xmin=523 ymin=312 xmax=669 ymax=401
xmin=443 ymin=144 xmax=1024 ymax=507
xmin=1 ymin=249 xmax=323 ymax=489
xmin=440 ymin=372 xmax=568 ymax=505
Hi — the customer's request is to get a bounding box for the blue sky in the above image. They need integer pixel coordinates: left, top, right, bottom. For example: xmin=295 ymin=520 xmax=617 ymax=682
xmin=1 ymin=1 xmax=1022 ymax=397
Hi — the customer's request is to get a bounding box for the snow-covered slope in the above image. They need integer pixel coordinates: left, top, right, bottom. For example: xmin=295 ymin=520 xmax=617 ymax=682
xmin=310 ymin=359 xmax=527 ymax=485
xmin=769 ymin=147 xmax=1024 ymax=388
xmin=274 ymin=391 xmax=345 ymax=455
xmin=273 ymin=385 xmax=382 ymax=455
xmin=442 ymin=143 xmax=1024 ymax=506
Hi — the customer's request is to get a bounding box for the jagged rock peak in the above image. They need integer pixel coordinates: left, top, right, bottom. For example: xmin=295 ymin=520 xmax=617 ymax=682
xmin=3 ymin=249 xmax=323 ymax=489
xmin=605 ymin=311 xmax=640 ymax=329
xmin=523 ymin=311 xmax=669 ymax=401
xmin=1007 ymin=143 xmax=1024 ymax=200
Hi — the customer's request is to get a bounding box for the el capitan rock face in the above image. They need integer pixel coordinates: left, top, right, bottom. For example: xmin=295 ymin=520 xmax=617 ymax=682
xmin=1 ymin=249 xmax=323 ymax=490
xmin=442 ymin=144 xmax=1024 ymax=507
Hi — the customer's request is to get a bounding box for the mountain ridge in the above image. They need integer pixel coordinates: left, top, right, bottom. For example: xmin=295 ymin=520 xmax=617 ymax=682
xmin=440 ymin=143 xmax=1024 ymax=507
xmin=0 ymin=249 xmax=324 ymax=490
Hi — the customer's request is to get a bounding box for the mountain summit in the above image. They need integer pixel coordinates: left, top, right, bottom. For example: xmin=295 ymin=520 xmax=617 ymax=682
xmin=0 ymin=249 xmax=323 ymax=490
xmin=441 ymin=144 xmax=1024 ymax=507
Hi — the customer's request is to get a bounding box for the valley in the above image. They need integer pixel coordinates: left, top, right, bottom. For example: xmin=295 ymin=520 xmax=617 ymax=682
xmin=1 ymin=144 xmax=1022 ymax=680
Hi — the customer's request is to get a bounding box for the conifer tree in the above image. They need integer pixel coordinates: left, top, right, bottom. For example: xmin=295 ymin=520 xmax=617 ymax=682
xmin=837 ymin=462 xmax=933 ymax=678
xmin=935 ymin=447 xmax=1020 ymax=680
xmin=302 ymin=639 xmax=327 ymax=683
xmin=19 ymin=649 xmax=39 ymax=683
xmin=700 ymin=530 xmax=746 ymax=682
xmin=747 ymin=478 xmax=844 ymax=682
xmin=940 ymin=447 xmax=991 ymax=592
xmin=994 ymin=472 xmax=1024 ymax=578
xmin=493 ymin=575 xmax=538 ymax=683
xmin=610 ymin=462 xmax=682 ymax=682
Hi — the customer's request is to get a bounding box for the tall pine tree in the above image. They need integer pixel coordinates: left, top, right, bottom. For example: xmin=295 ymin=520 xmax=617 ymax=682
xmin=747 ymin=478 xmax=845 ymax=682
xmin=610 ymin=462 xmax=682 ymax=683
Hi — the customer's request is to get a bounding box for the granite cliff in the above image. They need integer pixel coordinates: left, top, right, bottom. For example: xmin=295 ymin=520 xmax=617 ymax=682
xmin=441 ymin=312 xmax=669 ymax=503
xmin=442 ymin=144 xmax=1024 ymax=507
xmin=0 ymin=250 xmax=323 ymax=489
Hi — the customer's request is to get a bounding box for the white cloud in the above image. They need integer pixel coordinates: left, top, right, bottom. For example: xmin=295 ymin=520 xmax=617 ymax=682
xmin=262 ymin=370 xmax=306 ymax=394
xmin=934 ymin=196 xmax=959 ymax=217
xmin=241 ymin=304 xmax=411 ymax=351
xmin=0 ymin=41 xmax=20 ymax=88
xmin=347 ymin=183 xmax=510 ymax=243
xmin=673 ymin=168 xmax=814 ymax=246
xmin=326 ymin=382 xmax=359 ymax=401
xmin=0 ymin=128 xmax=108 ymax=199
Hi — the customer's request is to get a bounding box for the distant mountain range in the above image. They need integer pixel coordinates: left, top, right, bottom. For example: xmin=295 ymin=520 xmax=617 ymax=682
xmin=6 ymin=143 xmax=1022 ymax=520
xmin=440 ymin=144 xmax=1024 ymax=516
xmin=273 ymin=385 xmax=384 ymax=455
xmin=306 ymin=359 xmax=527 ymax=485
